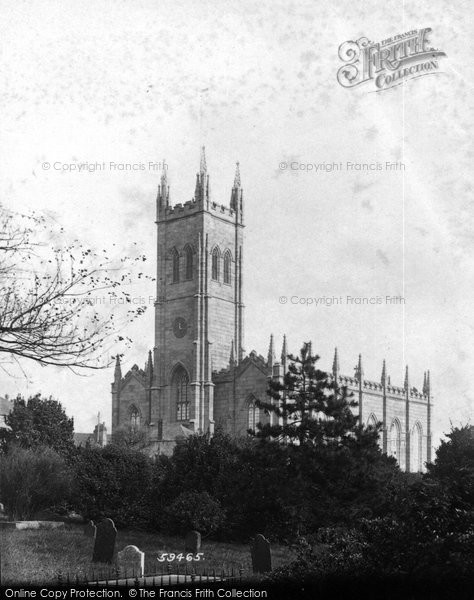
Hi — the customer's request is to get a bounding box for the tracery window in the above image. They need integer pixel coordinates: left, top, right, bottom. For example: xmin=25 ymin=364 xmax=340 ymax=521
xmin=172 ymin=366 xmax=190 ymax=421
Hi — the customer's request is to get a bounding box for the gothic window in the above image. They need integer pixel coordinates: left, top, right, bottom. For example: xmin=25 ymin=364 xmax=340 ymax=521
xmin=367 ymin=413 xmax=380 ymax=447
xmin=247 ymin=397 xmax=260 ymax=432
xmin=130 ymin=405 xmax=141 ymax=431
xmin=172 ymin=365 xmax=190 ymax=421
xmin=367 ymin=413 xmax=377 ymax=427
xmin=223 ymin=250 xmax=232 ymax=284
xmin=172 ymin=248 xmax=180 ymax=283
xmin=411 ymin=422 xmax=423 ymax=472
xmin=389 ymin=419 xmax=401 ymax=460
xmin=211 ymin=247 xmax=220 ymax=281
xmin=185 ymin=245 xmax=193 ymax=280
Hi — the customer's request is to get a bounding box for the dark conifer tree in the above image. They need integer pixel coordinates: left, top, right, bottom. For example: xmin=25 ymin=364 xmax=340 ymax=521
xmin=254 ymin=342 xmax=360 ymax=446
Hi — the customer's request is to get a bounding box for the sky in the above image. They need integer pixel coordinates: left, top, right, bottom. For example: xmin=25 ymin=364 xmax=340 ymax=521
xmin=0 ymin=0 xmax=472 ymax=448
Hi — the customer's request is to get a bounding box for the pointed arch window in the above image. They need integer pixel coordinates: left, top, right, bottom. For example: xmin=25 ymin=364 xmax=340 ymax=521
xmin=172 ymin=366 xmax=190 ymax=421
xmin=130 ymin=406 xmax=141 ymax=431
xmin=367 ymin=413 xmax=381 ymax=447
xmin=223 ymin=250 xmax=232 ymax=284
xmin=411 ymin=422 xmax=423 ymax=472
xmin=211 ymin=247 xmax=220 ymax=281
xmin=185 ymin=246 xmax=193 ymax=280
xmin=247 ymin=397 xmax=260 ymax=432
xmin=389 ymin=419 xmax=401 ymax=461
xmin=172 ymin=248 xmax=180 ymax=283
xmin=366 ymin=413 xmax=378 ymax=428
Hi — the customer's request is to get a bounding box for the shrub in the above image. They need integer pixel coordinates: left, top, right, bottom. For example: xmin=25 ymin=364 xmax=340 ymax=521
xmin=72 ymin=444 xmax=153 ymax=528
xmin=163 ymin=491 xmax=225 ymax=535
xmin=0 ymin=445 xmax=71 ymax=519
xmin=0 ymin=394 xmax=75 ymax=458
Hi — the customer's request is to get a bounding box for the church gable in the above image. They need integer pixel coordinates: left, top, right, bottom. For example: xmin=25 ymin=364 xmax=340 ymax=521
xmin=214 ymin=351 xmax=270 ymax=437
xmin=122 ymin=364 xmax=148 ymax=388
xmin=115 ymin=364 xmax=149 ymax=431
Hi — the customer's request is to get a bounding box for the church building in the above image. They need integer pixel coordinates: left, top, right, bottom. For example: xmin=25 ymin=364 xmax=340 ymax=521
xmin=111 ymin=149 xmax=433 ymax=472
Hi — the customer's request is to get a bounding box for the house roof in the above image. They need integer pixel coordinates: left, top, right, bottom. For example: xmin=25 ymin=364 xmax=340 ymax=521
xmin=73 ymin=432 xmax=93 ymax=446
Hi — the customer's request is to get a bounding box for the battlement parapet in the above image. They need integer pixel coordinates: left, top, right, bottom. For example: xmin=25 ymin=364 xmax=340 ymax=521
xmin=164 ymin=198 xmax=201 ymax=217
xmin=159 ymin=197 xmax=238 ymax=221
xmin=336 ymin=374 xmax=428 ymax=401
xmin=210 ymin=201 xmax=235 ymax=218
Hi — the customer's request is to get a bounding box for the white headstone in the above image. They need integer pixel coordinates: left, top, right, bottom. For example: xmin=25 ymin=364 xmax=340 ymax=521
xmin=117 ymin=545 xmax=145 ymax=578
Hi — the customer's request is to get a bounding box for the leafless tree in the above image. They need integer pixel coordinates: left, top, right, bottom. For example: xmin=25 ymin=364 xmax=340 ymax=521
xmin=0 ymin=205 xmax=151 ymax=370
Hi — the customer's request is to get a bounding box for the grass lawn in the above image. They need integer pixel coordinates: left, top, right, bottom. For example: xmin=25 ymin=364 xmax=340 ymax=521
xmin=0 ymin=525 xmax=295 ymax=585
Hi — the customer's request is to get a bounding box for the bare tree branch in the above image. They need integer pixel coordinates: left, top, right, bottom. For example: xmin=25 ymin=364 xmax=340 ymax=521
xmin=0 ymin=204 xmax=152 ymax=369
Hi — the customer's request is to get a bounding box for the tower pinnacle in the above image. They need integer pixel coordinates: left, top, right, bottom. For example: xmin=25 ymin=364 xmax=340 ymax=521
xmin=200 ymin=146 xmax=207 ymax=175
xmin=114 ymin=355 xmax=122 ymax=381
xmin=161 ymin=160 xmax=168 ymax=188
xmin=195 ymin=147 xmax=209 ymax=203
xmin=355 ymin=354 xmax=363 ymax=382
xmin=267 ymin=334 xmax=275 ymax=369
xmin=332 ymin=347 xmax=340 ymax=378
xmin=404 ymin=365 xmax=409 ymax=390
xmin=234 ymin=162 xmax=241 ymax=188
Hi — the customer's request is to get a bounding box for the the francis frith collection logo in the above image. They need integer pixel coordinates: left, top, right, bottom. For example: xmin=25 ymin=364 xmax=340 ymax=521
xmin=337 ymin=28 xmax=446 ymax=91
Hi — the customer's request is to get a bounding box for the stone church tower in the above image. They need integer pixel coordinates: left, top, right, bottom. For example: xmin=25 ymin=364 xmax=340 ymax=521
xmin=112 ymin=148 xmax=246 ymax=453
xmin=111 ymin=149 xmax=433 ymax=470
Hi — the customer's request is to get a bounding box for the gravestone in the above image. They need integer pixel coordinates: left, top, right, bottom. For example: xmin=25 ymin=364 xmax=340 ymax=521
xmin=250 ymin=534 xmax=272 ymax=573
xmin=92 ymin=518 xmax=117 ymax=563
xmin=185 ymin=530 xmax=201 ymax=553
xmin=117 ymin=545 xmax=145 ymax=578
xmin=84 ymin=520 xmax=96 ymax=538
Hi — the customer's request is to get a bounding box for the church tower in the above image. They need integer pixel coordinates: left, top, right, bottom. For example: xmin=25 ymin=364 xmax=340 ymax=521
xmin=151 ymin=148 xmax=244 ymax=443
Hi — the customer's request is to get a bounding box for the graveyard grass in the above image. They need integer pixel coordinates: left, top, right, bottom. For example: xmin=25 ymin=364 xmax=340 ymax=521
xmin=0 ymin=526 xmax=296 ymax=585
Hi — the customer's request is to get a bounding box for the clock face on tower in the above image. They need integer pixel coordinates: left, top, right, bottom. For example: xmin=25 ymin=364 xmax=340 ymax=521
xmin=172 ymin=317 xmax=188 ymax=338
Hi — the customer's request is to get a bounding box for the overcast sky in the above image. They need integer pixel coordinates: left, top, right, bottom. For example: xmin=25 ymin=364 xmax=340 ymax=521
xmin=1 ymin=0 xmax=472 ymax=447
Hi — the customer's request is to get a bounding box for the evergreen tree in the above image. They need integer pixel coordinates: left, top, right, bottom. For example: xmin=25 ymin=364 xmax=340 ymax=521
xmin=255 ymin=342 xmax=360 ymax=446
xmin=425 ymin=425 xmax=474 ymax=508
xmin=0 ymin=393 xmax=75 ymax=458
xmin=253 ymin=343 xmax=398 ymax=533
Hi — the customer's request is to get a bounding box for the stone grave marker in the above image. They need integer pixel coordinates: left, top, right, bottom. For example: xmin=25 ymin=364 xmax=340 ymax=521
xmin=250 ymin=534 xmax=272 ymax=573
xmin=185 ymin=530 xmax=202 ymax=553
xmin=84 ymin=520 xmax=96 ymax=538
xmin=92 ymin=518 xmax=117 ymax=563
xmin=117 ymin=545 xmax=145 ymax=578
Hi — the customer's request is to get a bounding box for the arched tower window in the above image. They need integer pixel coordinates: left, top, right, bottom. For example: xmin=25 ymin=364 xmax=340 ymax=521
xmin=129 ymin=405 xmax=141 ymax=431
xmin=172 ymin=365 xmax=190 ymax=421
xmin=247 ymin=396 xmax=260 ymax=432
xmin=185 ymin=245 xmax=193 ymax=280
xmin=411 ymin=422 xmax=423 ymax=472
xmin=172 ymin=248 xmax=180 ymax=283
xmin=211 ymin=247 xmax=220 ymax=281
xmin=389 ymin=419 xmax=401 ymax=461
xmin=223 ymin=250 xmax=232 ymax=284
